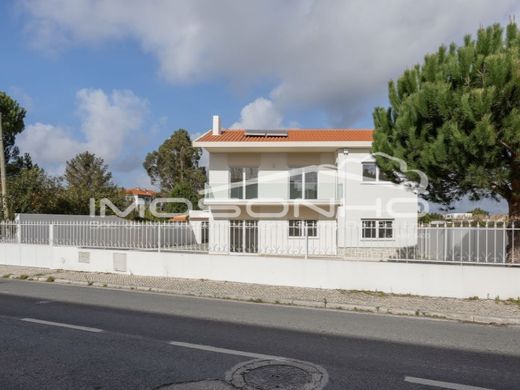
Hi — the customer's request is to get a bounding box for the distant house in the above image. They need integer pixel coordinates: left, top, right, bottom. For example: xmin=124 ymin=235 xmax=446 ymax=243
xmin=125 ymin=188 xmax=157 ymax=208
xmin=444 ymin=212 xmax=473 ymax=221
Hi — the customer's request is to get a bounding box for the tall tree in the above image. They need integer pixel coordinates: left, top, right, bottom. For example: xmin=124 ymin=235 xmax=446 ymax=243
xmin=3 ymin=165 xmax=65 ymax=218
xmin=64 ymin=152 xmax=124 ymax=215
xmin=0 ymin=92 xmax=26 ymax=172
xmin=143 ymin=129 xmax=206 ymax=204
xmin=373 ymin=22 xmax=520 ymax=261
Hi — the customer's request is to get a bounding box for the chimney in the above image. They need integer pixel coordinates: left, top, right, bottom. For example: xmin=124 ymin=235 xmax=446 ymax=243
xmin=212 ymin=115 xmax=221 ymax=136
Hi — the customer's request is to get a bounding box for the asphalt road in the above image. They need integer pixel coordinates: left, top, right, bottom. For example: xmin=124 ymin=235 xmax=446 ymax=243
xmin=0 ymin=279 xmax=520 ymax=389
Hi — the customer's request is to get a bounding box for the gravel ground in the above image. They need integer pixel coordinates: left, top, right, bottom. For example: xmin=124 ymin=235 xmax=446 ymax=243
xmin=1 ymin=264 xmax=519 ymax=325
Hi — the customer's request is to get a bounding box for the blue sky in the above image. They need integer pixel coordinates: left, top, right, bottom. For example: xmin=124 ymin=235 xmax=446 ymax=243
xmin=1 ymin=0 xmax=517 ymax=214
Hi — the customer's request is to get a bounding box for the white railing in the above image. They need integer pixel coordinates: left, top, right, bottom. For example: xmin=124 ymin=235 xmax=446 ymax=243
xmin=0 ymin=219 xmax=518 ymax=264
xmin=0 ymin=221 xmax=209 ymax=253
xmin=413 ymin=221 xmax=519 ymax=265
xmin=338 ymin=221 xmax=519 ymax=266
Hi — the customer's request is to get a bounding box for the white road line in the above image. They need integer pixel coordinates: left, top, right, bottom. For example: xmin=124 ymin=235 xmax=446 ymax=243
xmin=169 ymin=340 xmax=285 ymax=361
xmin=21 ymin=318 xmax=104 ymax=333
xmin=404 ymin=376 xmax=493 ymax=390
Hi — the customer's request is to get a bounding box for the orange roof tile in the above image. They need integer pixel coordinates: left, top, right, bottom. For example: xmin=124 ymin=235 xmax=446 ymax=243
xmin=197 ymin=129 xmax=373 ymax=143
xmin=125 ymin=188 xmax=156 ymax=197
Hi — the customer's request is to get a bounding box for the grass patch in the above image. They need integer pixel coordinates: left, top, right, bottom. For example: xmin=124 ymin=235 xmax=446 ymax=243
xmin=505 ymin=297 xmax=520 ymax=306
xmin=465 ymin=296 xmax=479 ymax=301
xmin=87 ymin=281 xmax=94 ymax=286
xmin=2 ymin=273 xmax=12 ymax=278
xmin=17 ymin=274 xmax=29 ymax=280
xmin=46 ymin=276 xmax=55 ymax=283
xmin=102 ymin=284 xmax=107 ymax=288
xmin=248 ymin=298 xmax=264 ymax=303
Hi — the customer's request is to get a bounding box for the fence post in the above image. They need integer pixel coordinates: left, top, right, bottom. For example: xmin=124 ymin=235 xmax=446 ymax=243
xmin=443 ymin=222 xmax=447 ymax=262
xmin=157 ymin=222 xmax=161 ymax=253
xmin=49 ymin=224 xmax=54 ymax=247
xmin=513 ymin=221 xmax=516 ymax=263
xmin=16 ymin=221 xmax=21 ymax=244
xmin=305 ymin=221 xmax=309 ymax=259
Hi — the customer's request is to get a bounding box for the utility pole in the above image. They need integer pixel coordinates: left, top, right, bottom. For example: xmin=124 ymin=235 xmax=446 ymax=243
xmin=0 ymin=113 xmax=8 ymax=218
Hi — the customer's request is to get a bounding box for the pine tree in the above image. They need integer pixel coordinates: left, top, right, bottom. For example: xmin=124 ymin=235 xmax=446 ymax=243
xmin=64 ymin=152 xmax=124 ymax=214
xmin=143 ymin=129 xmax=206 ymax=207
xmin=373 ymin=22 xmax=520 ymax=262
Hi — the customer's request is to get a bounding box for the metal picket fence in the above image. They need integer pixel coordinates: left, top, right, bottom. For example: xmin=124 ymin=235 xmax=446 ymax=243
xmin=0 ymin=220 xmax=209 ymax=253
xmin=0 ymin=219 xmax=518 ymax=264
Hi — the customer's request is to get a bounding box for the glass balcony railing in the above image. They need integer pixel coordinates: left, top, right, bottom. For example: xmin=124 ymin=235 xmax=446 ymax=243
xmin=202 ymin=182 xmax=340 ymax=202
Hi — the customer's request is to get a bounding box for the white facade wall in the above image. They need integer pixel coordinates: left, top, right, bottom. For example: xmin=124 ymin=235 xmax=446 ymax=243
xmin=1 ymin=243 xmax=519 ymax=299
xmin=206 ymin=149 xmax=417 ymax=252
xmin=336 ymin=148 xmax=418 ymax=248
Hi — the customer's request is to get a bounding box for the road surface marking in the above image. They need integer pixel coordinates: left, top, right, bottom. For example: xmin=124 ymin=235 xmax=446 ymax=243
xmin=21 ymin=318 xmax=104 ymax=333
xmin=36 ymin=300 xmax=52 ymax=304
xmin=169 ymin=340 xmax=285 ymax=360
xmin=404 ymin=376 xmax=493 ymax=390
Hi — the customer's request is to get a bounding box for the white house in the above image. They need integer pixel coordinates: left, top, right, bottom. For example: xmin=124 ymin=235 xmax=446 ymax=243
xmin=193 ymin=116 xmax=418 ymax=258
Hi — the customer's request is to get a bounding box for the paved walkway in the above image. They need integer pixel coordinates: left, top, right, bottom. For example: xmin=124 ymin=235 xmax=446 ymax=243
xmin=1 ymin=265 xmax=519 ymax=325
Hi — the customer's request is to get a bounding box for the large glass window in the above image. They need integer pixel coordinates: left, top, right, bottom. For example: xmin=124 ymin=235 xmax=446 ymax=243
xmin=290 ymin=169 xmax=318 ymax=199
xmin=305 ymin=171 xmax=318 ymax=200
xmin=230 ymin=168 xmax=243 ymax=199
xmin=245 ymin=168 xmax=258 ymax=199
xmin=289 ymin=173 xmax=303 ymax=199
xmin=230 ymin=167 xmax=258 ymax=199
xmin=362 ymin=219 xmax=393 ymax=239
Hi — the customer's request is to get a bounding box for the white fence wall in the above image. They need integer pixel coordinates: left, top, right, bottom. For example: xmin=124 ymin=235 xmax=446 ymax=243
xmin=1 ymin=243 xmax=519 ymax=299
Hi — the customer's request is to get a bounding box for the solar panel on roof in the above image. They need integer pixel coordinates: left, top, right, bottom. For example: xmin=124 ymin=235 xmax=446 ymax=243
xmin=266 ymin=129 xmax=288 ymax=137
xmin=244 ymin=129 xmax=288 ymax=137
xmin=244 ymin=129 xmax=266 ymax=137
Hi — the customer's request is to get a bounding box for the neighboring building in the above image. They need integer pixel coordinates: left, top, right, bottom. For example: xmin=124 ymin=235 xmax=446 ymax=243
xmin=125 ymin=188 xmax=157 ymax=208
xmin=444 ymin=212 xmax=473 ymax=221
xmin=15 ymin=213 xmax=124 ymax=223
xmin=193 ymin=115 xmax=418 ymax=257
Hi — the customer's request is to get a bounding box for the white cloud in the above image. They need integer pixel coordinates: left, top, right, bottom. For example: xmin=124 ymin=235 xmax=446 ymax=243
xmin=230 ymin=98 xmax=283 ymax=129
xmin=18 ymin=0 xmax=520 ymax=126
xmin=17 ymin=88 xmax=149 ymax=181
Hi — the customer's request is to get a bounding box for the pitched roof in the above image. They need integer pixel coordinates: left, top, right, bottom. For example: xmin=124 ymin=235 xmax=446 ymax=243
xmin=125 ymin=188 xmax=156 ymax=197
xmin=197 ymin=129 xmax=374 ymax=143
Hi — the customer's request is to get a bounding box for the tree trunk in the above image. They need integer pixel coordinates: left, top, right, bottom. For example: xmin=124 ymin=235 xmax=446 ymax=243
xmin=506 ymin=171 xmax=520 ymax=264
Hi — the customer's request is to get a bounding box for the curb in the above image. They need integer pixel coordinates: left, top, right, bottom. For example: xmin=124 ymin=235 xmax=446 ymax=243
xmin=17 ymin=275 xmax=520 ymax=327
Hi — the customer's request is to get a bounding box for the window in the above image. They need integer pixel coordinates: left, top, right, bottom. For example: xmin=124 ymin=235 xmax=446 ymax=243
xmin=362 ymin=163 xmax=377 ymax=181
xmin=304 ymin=171 xmax=317 ymax=199
xmin=362 ymin=162 xmax=390 ymax=182
xmin=230 ymin=168 xmax=258 ymax=199
xmin=362 ymin=219 xmax=393 ymax=239
xmin=289 ymin=220 xmax=318 ymax=237
xmin=290 ymin=173 xmax=303 ymax=199
xmin=378 ymin=220 xmax=393 ymax=238
xmin=289 ymin=169 xmax=318 ymax=199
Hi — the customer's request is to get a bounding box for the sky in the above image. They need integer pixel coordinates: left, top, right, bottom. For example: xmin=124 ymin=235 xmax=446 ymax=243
xmin=1 ymin=0 xmax=518 ymax=214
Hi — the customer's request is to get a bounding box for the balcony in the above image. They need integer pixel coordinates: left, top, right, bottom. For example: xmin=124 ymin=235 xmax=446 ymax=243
xmin=201 ymin=182 xmax=341 ymax=206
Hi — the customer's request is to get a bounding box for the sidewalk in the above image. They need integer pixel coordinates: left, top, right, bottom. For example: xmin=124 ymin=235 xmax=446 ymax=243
xmin=1 ymin=264 xmax=519 ymax=326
